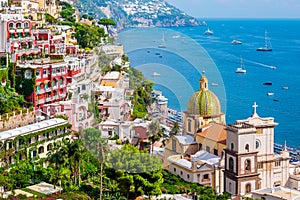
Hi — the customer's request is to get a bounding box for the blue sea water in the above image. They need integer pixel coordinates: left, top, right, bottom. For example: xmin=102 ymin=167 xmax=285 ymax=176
xmin=117 ymin=19 xmax=300 ymax=148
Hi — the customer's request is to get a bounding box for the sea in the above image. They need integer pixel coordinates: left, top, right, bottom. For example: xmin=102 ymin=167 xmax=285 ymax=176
xmin=117 ymin=19 xmax=300 ymax=148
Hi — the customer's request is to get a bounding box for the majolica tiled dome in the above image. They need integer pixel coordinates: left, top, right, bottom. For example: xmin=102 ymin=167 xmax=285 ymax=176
xmin=187 ymin=76 xmax=221 ymax=116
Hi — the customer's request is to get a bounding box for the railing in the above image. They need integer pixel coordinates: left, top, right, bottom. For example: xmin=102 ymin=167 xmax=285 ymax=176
xmin=37 ymin=99 xmax=45 ymax=104
xmin=46 ymin=97 xmax=52 ymax=102
xmin=36 ymin=89 xmax=45 ymax=94
xmin=9 ymin=36 xmax=35 ymax=42
xmin=45 ymin=87 xmax=51 ymax=92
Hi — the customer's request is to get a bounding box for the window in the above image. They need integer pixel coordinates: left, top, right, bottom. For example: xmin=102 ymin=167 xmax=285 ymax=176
xmin=173 ymin=168 xmax=176 ymax=172
xmin=229 ymin=182 xmax=232 ymax=192
xmin=199 ymin=143 xmax=202 ymax=150
xmin=231 ymin=143 xmax=234 ymax=151
xmin=214 ymin=149 xmax=218 ymax=156
xmin=229 ymin=157 xmax=234 ymax=171
xmin=24 ymin=22 xmax=29 ymax=28
xmin=36 ymin=70 xmax=40 ymax=77
xmin=206 ymin=146 xmax=210 ymax=153
xmin=187 ymin=119 xmax=192 ymax=132
xmin=256 ymin=140 xmax=261 ymax=149
xmin=245 ymin=159 xmax=251 ymax=171
xmin=203 ymin=174 xmax=209 ymax=180
xmin=275 ymin=161 xmax=281 ymax=167
xmin=16 ymin=22 xmax=22 ymax=28
xmin=245 ymin=183 xmax=251 ymax=193
xmin=180 ymin=171 xmax=183 ymax=175
xmin=9 ymin=23 xmax=14 ymax=28
xmin=82 ymin=84 xmax=86 ymax=90
xmin=245 ymin=144 xmax=249 ymax=152
xmin=257 ymin=162 xmax=263 ymax=169
xmin=172 ymin=139 xmax=176 ymax=152
xmin=187 ymin=174 xmax=190 ymax=179
xmin=38 ymin=146 xmax=44 ymax=154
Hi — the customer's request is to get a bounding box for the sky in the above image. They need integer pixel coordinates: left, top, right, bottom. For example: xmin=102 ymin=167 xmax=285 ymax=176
xmin=166 ymin=0 xmax=300 ymax=19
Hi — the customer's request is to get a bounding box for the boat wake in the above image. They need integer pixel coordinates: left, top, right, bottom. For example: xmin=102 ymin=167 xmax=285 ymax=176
xmin=245 ymin=59 xmax=276 ymax=69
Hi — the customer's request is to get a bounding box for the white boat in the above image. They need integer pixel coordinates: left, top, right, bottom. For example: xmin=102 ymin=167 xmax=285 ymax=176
xmin=204 ymin=28 xmax=213 ymax=35
xmin=257 ymin=30 xmax=272 ymax=51
xmin=152 ymin=72 xmax=160 ymax=77
xmin=211 ymin=83 xmax=219 ymax=86
xmin=267 ymin=92 xmax=274 ymax=96
xmin=158 ymin=33 xmax=166 ymax=48
xmin=231 ymin=40 xmax=242 ymax=45
xmin=282 ymin=86 xmax=289 ymax=90
xmin=235 ymin=57 xmax=246 ymax=73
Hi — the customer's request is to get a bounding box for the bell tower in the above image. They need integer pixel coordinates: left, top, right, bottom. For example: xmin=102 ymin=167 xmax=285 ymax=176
xmin=224 ymin=121 xmax=260 ymax=196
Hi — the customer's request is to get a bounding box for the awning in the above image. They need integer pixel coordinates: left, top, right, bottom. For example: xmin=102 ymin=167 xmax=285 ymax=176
xmin=44 ymin=80 xmax=50 ymax=84
xmin=35 ymin=82 xmax=42 ymax=86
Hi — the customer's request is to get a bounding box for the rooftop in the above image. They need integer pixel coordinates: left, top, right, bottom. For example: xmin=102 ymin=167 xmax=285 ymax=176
xmin=197 ymin=123 xmax=226 ymax=144
xmin=102 ymin=71 xmax=121 ymax=80
xmin=252 ymin=186 xmax=300 ymax=200
xmin=174 ymin=135 xmax=196 ymax=145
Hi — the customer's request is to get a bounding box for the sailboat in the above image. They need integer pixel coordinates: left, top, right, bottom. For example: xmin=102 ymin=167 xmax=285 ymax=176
xmin=235 ymin=57 xmax=246 ymax=73
xmin=257 ymin=30 xmax=272 ymax=51
xmin=158 ymin=33 xmax=166 ymax=48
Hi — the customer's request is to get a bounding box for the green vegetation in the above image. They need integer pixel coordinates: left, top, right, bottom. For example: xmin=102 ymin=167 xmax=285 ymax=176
xmin=161 ymin=170 xmax=231 ymax=199
xmin=59 ymin=1 xmax=76 ymax=23
xmin=73 ymin=23 xmax=106 ymax=49
xmin=45 ymin=13 xmax=58 ymax=24
xmin=127 ymin=68 xmax=154 ymax=118
xmin=98 ymin=18 xmax=116 ymax=32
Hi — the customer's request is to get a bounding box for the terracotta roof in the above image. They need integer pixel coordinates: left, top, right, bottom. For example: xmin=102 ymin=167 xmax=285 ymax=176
xmin=197 ymin=123 xmax=226 ymax=144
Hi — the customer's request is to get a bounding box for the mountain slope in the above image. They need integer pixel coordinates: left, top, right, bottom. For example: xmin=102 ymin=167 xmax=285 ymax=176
xmin=74 ymin=0 xmax=200 ymax=31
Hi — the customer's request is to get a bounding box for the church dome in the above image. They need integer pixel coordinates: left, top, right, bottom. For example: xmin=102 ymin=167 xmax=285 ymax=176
xmin=187 ymin=76 xmax=221 ymax=116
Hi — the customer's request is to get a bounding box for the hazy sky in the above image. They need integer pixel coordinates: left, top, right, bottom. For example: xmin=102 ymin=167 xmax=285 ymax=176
xmin=166 ymin=0 xmax=300 ymax=18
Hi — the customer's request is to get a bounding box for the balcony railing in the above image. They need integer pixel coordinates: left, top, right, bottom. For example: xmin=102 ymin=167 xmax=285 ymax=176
xmin=37 ymin=99 xmax=45 ymax=104
xmin=9 ymin=36 xmax=35 ymax=43
xmin=36 ymin=89 xmax=45 ymax=94
xmin=46 ymin=97 xmax=52 ymax=102
xmin=45 ymin=87 xmax=51 ymax=92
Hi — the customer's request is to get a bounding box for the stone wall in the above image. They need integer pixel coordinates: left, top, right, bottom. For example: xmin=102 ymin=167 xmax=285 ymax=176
xmin=0 ymin=109 xmax=35 ymax=131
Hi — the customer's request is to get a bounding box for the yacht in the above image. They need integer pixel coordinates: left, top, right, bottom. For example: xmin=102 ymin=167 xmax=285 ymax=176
xmin=235 ymin=57 xmax=246 ymax=73
xmin=231 ymin=40 xmax=242 ymax=45
xmin=257 ymin=30 xmax=272 ymax=51
xmin=204 ymin=28 xmax=214 ymax=35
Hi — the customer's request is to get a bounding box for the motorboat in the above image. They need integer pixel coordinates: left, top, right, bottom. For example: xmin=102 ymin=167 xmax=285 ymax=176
xmin=204 ymin=28 xmax=213 ymax=35
xmin=152 ymin=72 xmax=160 ymax=77
xmin=263 ymin=82 xmax=272 ymax=85
xmin=211 ymin=83 xmax=219 ymax=86
xmin=231 ymin=40 xmax=242 ymax=45
xmin=257 ymin=30 xmax=272 ymax=51
xmin=282 ymin=86 xmax=289 ymax=90
xmin=267 ymin=92 xmax=274 ymax=96
xmin=235 ymin=57 xmax=246 ymax=73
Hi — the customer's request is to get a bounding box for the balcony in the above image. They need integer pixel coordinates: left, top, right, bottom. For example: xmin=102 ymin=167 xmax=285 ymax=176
xmin=37 ymin=99 xmax=45 ymax=104
xmin=15 ymin=48 xmax=40 ymax=55
xmin=46 ymin=97 xmax=52 ymax=102
xmin=36 ymin=89 xmax=45 ymax=94
xmin=9 ymin=36 xmax=35 ymax=43
xmin=45 ymin=87 xmax=51 ymax=92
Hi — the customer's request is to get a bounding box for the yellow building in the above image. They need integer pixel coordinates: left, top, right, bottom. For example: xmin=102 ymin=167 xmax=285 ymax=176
xmin=100 ymin=71 xmax=122 ymax=88
xmin=195 ymin=122 xmax=226 ymax=157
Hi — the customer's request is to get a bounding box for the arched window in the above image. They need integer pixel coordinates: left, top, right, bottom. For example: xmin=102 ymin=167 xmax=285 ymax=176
xmin=245 ymin=183 xmax=251 ymax=193
xmin=47 ymin=143 xmax=52 ymax=151
xmin=16 ymin=22 xmax=22 ymax=28
xmin=229 ymin=157 xmax=234 ymax=171
xmin=38 ymin=146 xmax=44 ymax=154
xmin=245 ymin=144 xmax=249 ymax=152
xmin=9 ymin=23 xmax=14 ymax=28
xmin=231 ymin=143 xmax=234 ymax=151
xmin=187 ymin=119 xmax=192 ymax=132
xmin=245 ymin=159 xmax=251 ymax=171
xmin=24 ymin=22 xmax=29 ymax=28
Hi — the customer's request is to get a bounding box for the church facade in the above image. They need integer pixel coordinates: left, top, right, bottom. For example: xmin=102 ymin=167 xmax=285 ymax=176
xmin=164 ymin=75 xmax=294 ymax=197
